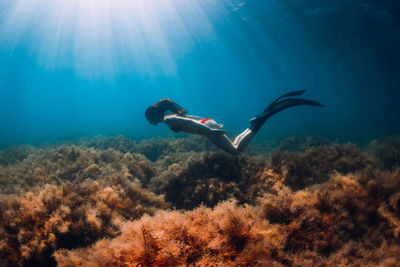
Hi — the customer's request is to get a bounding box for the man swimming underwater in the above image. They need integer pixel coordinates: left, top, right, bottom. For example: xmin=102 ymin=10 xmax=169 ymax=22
xmin=145 ymin=90 xmax=323 ymax=155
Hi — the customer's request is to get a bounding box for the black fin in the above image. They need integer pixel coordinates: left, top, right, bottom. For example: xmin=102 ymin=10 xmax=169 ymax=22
xmin=250 ymin=93 xmax=324 ymax=133
xmin=266 ymin=98 xmax=323 ymax=113
xmin=268 ymin=89 xmax=307 ymax=108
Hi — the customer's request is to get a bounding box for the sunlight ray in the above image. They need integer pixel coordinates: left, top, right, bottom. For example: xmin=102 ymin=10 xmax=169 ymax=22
xmin=0 ymin=0 xmax=219 ymax=79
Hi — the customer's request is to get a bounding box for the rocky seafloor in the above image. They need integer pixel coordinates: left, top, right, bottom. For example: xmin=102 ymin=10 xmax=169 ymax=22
xmin=0 ymin=135 xmax=399 ymax=266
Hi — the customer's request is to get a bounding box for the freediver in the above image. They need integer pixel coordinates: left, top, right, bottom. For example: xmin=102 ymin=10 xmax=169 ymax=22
xmin=145 ymin=90 xmax=323 ymax=155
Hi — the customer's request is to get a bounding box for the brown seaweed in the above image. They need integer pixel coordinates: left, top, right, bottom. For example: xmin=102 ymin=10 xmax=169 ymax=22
xmin=54 ymin=169 xmax=400 ymax=266
xmin=269 ymin=143 xmax=375 ymax=190
xmin=368 ymin=135 xmax=400 ymax=170
xmin=0 ymin=135 xmax=399 ymax=266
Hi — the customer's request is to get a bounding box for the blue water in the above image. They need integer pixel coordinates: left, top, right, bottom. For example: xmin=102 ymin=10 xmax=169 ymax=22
xmin=0 ymin=0 xmax=399 ymax=146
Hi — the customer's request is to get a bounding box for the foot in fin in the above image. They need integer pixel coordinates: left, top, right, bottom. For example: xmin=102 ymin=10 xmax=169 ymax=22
xmin=249 ymin=90 xmax=324 ymax=133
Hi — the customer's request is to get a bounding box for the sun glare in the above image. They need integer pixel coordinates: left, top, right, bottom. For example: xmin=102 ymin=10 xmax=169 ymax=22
xmin=0 ymin=0 xmax=218 ymax=79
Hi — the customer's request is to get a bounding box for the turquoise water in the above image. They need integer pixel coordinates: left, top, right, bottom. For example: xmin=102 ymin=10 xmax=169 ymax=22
xmin=0 ymin=0 xmax=399 ymax=145
xmin=1 ymin=2 xmax=400 ymax=265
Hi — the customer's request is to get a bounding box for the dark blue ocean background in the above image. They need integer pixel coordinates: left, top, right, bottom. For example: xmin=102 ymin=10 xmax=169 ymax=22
xmin=0 ymin=0 xmax=399 ymax=146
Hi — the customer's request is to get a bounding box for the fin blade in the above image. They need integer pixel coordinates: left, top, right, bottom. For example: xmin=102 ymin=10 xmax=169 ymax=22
xmin=267 ymin=89 xmax=308 ymax=111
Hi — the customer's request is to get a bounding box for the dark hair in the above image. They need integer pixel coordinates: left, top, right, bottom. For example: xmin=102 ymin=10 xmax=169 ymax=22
xmin=145 ymin=98 xmax=187 ymax=124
